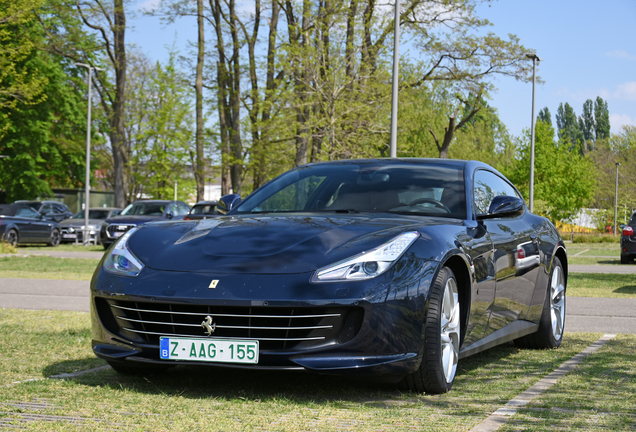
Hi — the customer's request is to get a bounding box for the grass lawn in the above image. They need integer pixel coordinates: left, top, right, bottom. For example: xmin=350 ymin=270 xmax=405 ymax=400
xmin=17 ymin=243 xmax=105 ymax=253
xmin=0 ymin=255 xmax=100 ymax=280
xmin=1 ymin=309 xmax=633 ymax=431
xmin=568 ymin=273 xmax=636 ymax=298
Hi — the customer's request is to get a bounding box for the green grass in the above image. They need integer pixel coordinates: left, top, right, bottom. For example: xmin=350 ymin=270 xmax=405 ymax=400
xmin=0 ymin=309 xmax=636 ymax=431
xmin=500 ymin=334 xmax=636 ymax=431
xmin=17 ymin=243 xmax=105 ymax=253
xmin=1 ymin=309 xmax=630 ymax=430
xmin=0 ymin=255 xmax=100 ymax=280
xmin=567 ymin=273 xmax=636 ymax=298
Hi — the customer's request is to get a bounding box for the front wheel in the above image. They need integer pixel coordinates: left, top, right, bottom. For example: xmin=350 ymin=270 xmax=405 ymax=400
xmin=4 ymin=229 xmax=18 ymax=246
xmin=48 ymin=228 xmax=61 ymax=247
xmin=401 ymin=266 xmax=461 ymax=394
xmin=515 ymin=257 xmax=566 ymax=349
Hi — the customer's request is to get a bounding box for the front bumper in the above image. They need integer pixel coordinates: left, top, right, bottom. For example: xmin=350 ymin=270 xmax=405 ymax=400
xmin=90 ymin=257 xmax=438 ymax=377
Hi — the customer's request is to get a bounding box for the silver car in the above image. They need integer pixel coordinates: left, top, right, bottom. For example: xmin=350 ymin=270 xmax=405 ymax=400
xmin=60 ymin=207 xmax=121 ymax=244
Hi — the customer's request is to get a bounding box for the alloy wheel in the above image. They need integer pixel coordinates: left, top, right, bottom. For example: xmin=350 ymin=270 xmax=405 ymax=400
xmin=440 ymin=277 xmax=460 ymax=383
xmin=550 ymin=265 xmax=565 ymax=341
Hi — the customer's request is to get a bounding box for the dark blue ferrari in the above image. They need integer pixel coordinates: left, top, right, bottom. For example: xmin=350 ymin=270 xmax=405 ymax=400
xmin=91 ymin=159 xmax=567 ymax=394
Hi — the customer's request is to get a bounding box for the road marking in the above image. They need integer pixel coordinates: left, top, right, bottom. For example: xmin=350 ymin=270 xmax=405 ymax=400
xmin=572 ymin=249 xmax=589 ymax=256
xmin=469 ymin=334 xmax=616 ymax=432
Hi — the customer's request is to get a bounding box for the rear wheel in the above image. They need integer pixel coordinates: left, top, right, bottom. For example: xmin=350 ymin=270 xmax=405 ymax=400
xmin=621 ymin=254 xmax=630 ymax=264
xmin=5 ymin=229 xmax=18 ymax=246
xmin=515 ymin=257 xmax=565 ymax=349
xmin=48 ymin=228 xmax=61 ymax=247
xmin=401 ymin=267 xmax=461 ymax=394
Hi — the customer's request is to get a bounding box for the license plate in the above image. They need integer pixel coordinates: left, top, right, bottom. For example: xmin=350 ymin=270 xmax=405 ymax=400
xmin=159 ymin=337 xmax=259 ymax=364
xmin=113 ymin=231 xmax=124 ymax=238
xmin=62 ymin=234 xmax=76 ymax=239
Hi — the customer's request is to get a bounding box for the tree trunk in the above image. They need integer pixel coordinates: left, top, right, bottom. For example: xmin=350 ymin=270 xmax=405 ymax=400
xmin=112 ymin=0 xmax=128 ymax=207
xmin=194 ymin=0 xmax=205 ymax=201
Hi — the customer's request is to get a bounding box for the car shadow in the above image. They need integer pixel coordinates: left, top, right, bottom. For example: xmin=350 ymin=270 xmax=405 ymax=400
xmin=40 ymin=342 xmax=534 ymax=403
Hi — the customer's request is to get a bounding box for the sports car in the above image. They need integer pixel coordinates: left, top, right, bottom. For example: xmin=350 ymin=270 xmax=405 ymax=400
xmin=91 ymin=159 xmax=567 ymax=394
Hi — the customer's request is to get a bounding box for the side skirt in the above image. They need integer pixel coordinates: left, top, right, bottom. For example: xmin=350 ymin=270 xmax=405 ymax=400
xmin=459 ymin=320 xmax=539 ymax=359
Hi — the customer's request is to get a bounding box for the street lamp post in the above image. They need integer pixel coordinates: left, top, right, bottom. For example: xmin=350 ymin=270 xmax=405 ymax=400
xmin=389 ymin=0 xmax=400 ymax=158
xmin=526 ymin=53 xmax=541 ymax=213
xmin=615 ymin=162 xmax=620 ymax=236
xmin=76 ymin=63 xmax=103 ymax=245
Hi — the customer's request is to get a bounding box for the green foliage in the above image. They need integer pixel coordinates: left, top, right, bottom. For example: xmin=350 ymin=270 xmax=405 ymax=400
xmin=125 ymin=52 xmax=196 ymax=201
xmin=594 ymin=96 xmax=610 ymax=140
xmin=537 ymin=107 xmax=552 ymax=126
xmin=0 ymin=44 xmax=88 ymax=202
xmin=556 ymin=102 xmax=584 ymax=152
xmin=505 ymin=121 xmax=596 ymax=223
xmin=0 ymin=0 xmax=48 ymax=136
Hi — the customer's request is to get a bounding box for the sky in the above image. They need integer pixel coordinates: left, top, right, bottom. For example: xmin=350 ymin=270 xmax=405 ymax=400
xmin=126 ymin=0 xmax=636 ymax=139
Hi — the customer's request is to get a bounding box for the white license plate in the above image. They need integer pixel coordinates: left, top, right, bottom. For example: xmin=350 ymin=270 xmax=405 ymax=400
xmin=159 ymin=337 xmax=259 ymax=364
xmin=62 ymin=234 xmax=76 ymax=239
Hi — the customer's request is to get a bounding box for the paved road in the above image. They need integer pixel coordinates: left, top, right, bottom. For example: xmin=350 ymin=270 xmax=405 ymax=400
xmin=1 ymin=277 xmax=635 ymax=334
xmin=569 ymin=264 xmax=636 ymax=273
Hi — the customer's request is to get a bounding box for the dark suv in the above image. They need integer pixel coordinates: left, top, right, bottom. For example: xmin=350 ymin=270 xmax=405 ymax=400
xmin=14 ymin=200 xmax=73 ymax=223
xmin=620 ymin=212 xmax=636 ymax=264
xmin=99 ymin=200 xmax=191 ymax=249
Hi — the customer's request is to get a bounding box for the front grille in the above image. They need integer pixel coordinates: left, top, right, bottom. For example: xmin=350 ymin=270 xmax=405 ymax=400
xmin=106 ymin=224 xmax=135 ymax=238
xmin=96 ymin=299 xmax=364 ymax=351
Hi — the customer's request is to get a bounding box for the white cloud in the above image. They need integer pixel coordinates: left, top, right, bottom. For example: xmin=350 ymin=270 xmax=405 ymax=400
xmin=615 ymin=82 xmax=636 ymax=101
xmin=610 ymin=113 xmax=635 ymax=134
xmin=606 ymin=50 xmax=636 ymax=61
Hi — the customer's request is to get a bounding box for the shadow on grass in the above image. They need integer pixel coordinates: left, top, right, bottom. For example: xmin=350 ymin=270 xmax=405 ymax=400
xmin=36 ymin=339 xmax=579 ymax=405
xmin=615 ymin=286 xmax=636 ymax=294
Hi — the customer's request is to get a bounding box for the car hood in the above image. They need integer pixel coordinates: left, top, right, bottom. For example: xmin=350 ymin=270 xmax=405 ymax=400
xmin=127 ymin=214 xmax=458 ymax=274
xmin=104 ymin=215 xmax=164 ymax=225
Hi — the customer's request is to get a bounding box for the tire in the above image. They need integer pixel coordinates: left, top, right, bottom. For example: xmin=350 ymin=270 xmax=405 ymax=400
xmin=514 ymin=257 xmax=566 ymax=349
xmin=621 ymin=254 xmax=629 ymax=264
xmin=48 ymin=228 xmax=61 ymax=247
xmin=107 ymin=360 xmax=172 ymax=375
xmin=401 ymin=266 xmax=461 ymax=394
xmin=5 ymin=229 xmax=18 ymax=246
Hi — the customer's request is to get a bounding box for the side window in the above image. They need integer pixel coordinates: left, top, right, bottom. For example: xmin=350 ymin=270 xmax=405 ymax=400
xmin=473 ymin=170 xmax=517 ymax=214
xmin=40 ymin=204 xmax=52 ymax=214
xmin=166 ymin=203 xmax=177 ymax=215
xmin=17 ymin=207 xmax=40 ymax=219
xmin=178 ymin=203 xmax=190 ymax=215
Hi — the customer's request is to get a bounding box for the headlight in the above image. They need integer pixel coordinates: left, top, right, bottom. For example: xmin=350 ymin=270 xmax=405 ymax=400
xmin=311 ymin=231 xmax=419 ymax=283
xmin=103 ymin=227 xmax=145 ymax=277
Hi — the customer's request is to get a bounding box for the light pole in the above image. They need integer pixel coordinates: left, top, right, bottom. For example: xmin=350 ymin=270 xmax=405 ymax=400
xmin=389 ymin=0 xmax=400 ymax=158
xmin=615 ymin=162 xmax=620 ymax=236
xmin=526 ymin=53 xmax=541 ymax=213
xmin=76 ymin=63 xmax=104 ymax=245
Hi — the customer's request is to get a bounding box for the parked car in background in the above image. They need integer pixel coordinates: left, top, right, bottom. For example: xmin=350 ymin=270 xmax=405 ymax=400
xmin=14 ymin=200 xmax=73 ymax=223
xmin=0 ymin=204 xmax=61 ymax=246
xmin=620 ymin=212 xmax=636 ymax=264
xmin=100 ymin=200 xmax=190 ymax=249
xmin=184 ymin=200 xmax=218 ymax=220
xmin=60 ymin=207 xmax=122 ymax=244
xmin=91 ymin=159 xmax=567 ymax=394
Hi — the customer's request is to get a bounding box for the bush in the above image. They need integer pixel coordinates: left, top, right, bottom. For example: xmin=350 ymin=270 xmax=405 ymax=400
xmin=564 ymin=233 xmax=620 ymax=243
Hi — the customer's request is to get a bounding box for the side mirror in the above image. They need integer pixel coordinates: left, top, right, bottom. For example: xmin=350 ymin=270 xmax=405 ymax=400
xmin=478 ymin=195 xmax=525 ymax=219
xmin=165 ymin=212 xmax=174 ymax=219
xmin=216 ymin=194 xmax=242 ymax=215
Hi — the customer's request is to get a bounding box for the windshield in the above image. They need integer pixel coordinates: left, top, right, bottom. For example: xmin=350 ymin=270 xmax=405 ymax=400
xmin=235 ymin=162 xmax=466 ymax=219
xmin=73 ymin=210 xmax=110 ymax=219
xmin=120 ymin=203 xmax=166 ymax=216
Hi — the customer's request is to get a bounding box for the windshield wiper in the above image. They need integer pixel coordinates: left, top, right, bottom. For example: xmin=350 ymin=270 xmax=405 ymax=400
xmin=332 ymin=209 xmax=359 ymax=213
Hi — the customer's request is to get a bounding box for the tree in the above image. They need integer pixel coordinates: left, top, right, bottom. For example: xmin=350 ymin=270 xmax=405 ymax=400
xmin=537 ymin=107 xmax=551 ymax=126
xmin=0 ymin=2 xmax=88 ymax=202
xmin=123 ymin=51 xmax=195 ymax=201
xmin=505 ymin=121 xmax=596 ymax=223
xmin=579 ymin=99 xmax=594 ymax=142
xmin=555 ymin=102 xmax=584 ymax=152
xmin=594 ymin=96 xmax=610 ymax=140
xmin=0 ymin=0 xmax=48 ymax=137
